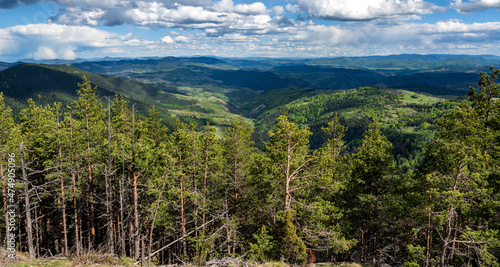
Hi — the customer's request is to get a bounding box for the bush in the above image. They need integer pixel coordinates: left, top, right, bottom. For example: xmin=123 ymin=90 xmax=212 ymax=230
xmin=248 ymin=225 xmax=277 ymax=262
xmin=278 ymin=210 xmax=307 ymax=265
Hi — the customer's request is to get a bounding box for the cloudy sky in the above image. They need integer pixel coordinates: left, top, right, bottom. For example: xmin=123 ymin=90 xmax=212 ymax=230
xmin=1 ymin=0 xmax=500 ymax=61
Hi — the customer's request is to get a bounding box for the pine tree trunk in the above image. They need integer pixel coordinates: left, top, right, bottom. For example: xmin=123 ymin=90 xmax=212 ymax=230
xmin=133 ymin=171 xmax=139 ymax=258
xmin=34 ymin=205 xmax=40 ymax=257
xmin=57 ymin=115 xmax=68 ymax=256
xmin=106 ymin=98 xmax=115 ymax=255
xmin=180 ymin=177 xmax=187 ymax=257
xmin=84 ymin=109 xmax=96 ymax=249
xmin=284 ymin=141 xmax=291 ymax=211
xmin=132 ymin=105 xmax=140 ymax=259
xmin=193 ymin=161 xmax=198 ymax=238
xmin=426 ymin=206 xmax=432 ymax=267
xmin=119 ymin=172 xmax=126 ymax=255
xmin=69 ymin=114 xmax=81 ymax=256
xmin=233 ymin=130 xmax=238 ymax=206
xmin=20 ymin=142 xmax=35 ymax=259
xmin=225 ymin=197 xmax=231 ymax=255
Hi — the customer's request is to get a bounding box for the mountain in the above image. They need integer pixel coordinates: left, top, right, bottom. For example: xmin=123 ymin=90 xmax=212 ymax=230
xmin=0 ymin=61 xmax=19 ymax=72
xmin=72 ymin=56 xmax=237 ymax=75
xmin=66 ymin=55 xmax=493 ymax=96
xmin=0 ymin=63 xmax=247 ymax=128
xmin=305 ymin=54 xmax=500 ymax=70
xmin=244 ymin=86 xmax=458 ymax=155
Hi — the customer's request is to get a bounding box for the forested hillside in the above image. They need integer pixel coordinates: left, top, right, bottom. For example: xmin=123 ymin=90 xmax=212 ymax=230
xmin=0 ymin=66 xmax=499 ymax=266
xmin=0 ymin=63 xmax=248 ymax=130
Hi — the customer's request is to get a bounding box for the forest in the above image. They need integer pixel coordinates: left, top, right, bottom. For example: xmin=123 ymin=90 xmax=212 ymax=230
xmin=0 ymin=67 xmax=499 ymax=267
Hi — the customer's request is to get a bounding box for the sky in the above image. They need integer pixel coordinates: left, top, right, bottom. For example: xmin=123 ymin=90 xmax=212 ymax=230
xmin=1 ymin=0 xmax=500 ymax=61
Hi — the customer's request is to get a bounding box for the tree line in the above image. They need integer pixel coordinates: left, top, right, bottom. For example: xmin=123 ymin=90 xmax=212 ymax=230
xmin=0 ymin=69 xmax=499 ymax=266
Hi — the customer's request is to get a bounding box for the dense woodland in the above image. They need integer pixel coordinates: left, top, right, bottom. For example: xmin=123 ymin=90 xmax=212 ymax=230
xmin=0 ymin=67 xmax=500 ymax=266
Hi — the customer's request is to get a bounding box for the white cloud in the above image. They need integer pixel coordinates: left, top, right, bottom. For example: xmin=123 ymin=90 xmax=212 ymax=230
xmin=31 ymin=46 xmax=57 ymax=59
xmin=212 ymin=0 xmax=268 ymax=15
xmin=296 ymin=0 xmax=441 ymax=21
xmin=292 ymin=20 xmax=500 ymax=53
xmin=54 ymin=7 xmax=106 ymax=26
xmin=161 ymin=35 xmax=174 ymax=43
xmin=285 ymin=4 xmax=300 ymax=13
xmin=2 ymin=1 xmax=500 ymax=60
xmin=272 ymin=5 xmax=285 ymax=15
xmin=174 ymin=36 xmax=189 ymax=42
xmin=46 ymin=0 xmax=278 ymax=33
xmin=0 ymin=24 xmax=133 ymax=60
xmin=451 ymin=0 xmax=500 ymax=13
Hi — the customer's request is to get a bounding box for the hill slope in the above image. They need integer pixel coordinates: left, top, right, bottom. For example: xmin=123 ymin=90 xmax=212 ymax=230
xmin=0 ymin=64 xmax=246 ymax=128
xmin=247 ymin=87 xmax=459 ymax=159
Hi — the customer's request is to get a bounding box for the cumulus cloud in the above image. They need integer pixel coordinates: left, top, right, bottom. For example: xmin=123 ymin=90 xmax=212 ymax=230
xmin=45 ymin=0 xmax=280 ymax=35
xmin=451 ymin=0 xmax=500 ymax=13
xmin=272 ymin=5 xmax=285 ymax=15
xmin=0 ymin=23 xmax=135 ymax=59
xmin=158 ymin=0 xmax=213 ymax=9
xmin=2 ymin=0 xmax=500 ymax=59
xmin=293 ymin=20 xmax=500 ymax=51
xmin=174 ymin=36 xmax=189 ymax=42
xmin=212 ymin=0 xmax=268 ymax=15
xmin=296 ymin=0 xmax=442 ymax=21
xmin=161 ymin=35 xmax=174 ymax=44
xmin=285 ymin=4 xmax=300 ymax=13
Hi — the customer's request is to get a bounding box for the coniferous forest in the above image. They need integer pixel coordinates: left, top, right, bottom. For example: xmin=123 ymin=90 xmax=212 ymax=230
xmin=1 ymin=68 xmax=500 ymax=267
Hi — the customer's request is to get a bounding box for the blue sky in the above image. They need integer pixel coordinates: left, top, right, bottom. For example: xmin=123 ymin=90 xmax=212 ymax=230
xmin=1 ymin=0 xmax=500 ymax=61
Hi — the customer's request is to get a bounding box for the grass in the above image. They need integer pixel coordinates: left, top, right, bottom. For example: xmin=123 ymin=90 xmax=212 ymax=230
xmin=6 ymin=260 xmax=380 ymax=267
xmin=397 ymin=90 xmax=442 ymax=105
xmin=9 ymin=259 xmax=72 ymax=267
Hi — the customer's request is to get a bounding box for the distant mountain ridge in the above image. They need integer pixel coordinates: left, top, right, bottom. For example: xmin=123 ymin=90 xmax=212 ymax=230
xmin=60 ymin=54 xmax=494 ymax=95
xmin=4 ymin=53 xmax=499 ymax=69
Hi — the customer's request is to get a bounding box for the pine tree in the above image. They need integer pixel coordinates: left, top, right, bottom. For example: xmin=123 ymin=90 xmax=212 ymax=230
xmin=266 ymin=113 xmax=314 ymax=211
xmin=168 ymin=120 xmax=201 ymax=258
xmin=70 ymin=77 xmax=105 ymax=250
xmin=416 ymin=67 xmax=500 ymax=266
xmin=110 ymin=95 xmax=132 ymax=256
xmin=0 ymin=92 xmax=15 ymax=247
xmin=299 ymin=114 xmax=354 ymax=258
xmin=347 ymin=121 xmax=396 ymax=262
xmin=19 ymin=99 xmax=58 ymax=258
xmin=223 ymin=117 xmax=255 ymax=212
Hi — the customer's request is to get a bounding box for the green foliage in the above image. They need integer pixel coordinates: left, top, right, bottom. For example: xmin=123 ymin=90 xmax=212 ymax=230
xmin=278 ymin=210 xmax=307 ymax=265
xmin=188 ymin=234 xmax=213 ymax=265
xmin=266 ymin=113 xmax=313 ymax=211
xmin=344 ymin=121 xmax=398 ymax=262
xmin=250 ymin=87 xmax=455 ymax=158
xmin=412 ymin=66 xmax=500 ymax=265
xmin=248 ymin=225 xmax=277 ymax=262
